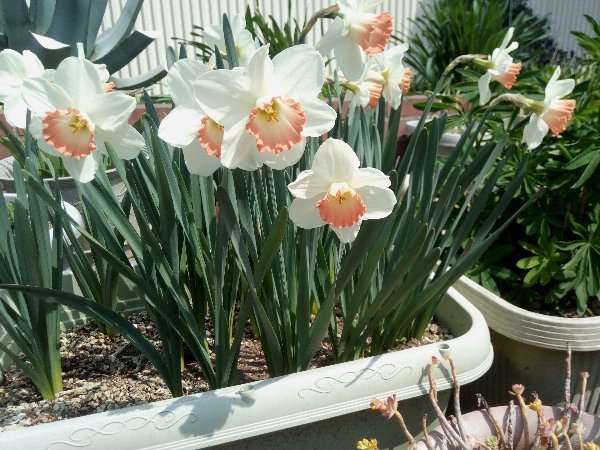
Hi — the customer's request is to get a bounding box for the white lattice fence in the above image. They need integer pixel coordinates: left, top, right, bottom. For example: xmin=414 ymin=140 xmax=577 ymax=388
xmin=102 ymin=0 xmax=599 ymax=94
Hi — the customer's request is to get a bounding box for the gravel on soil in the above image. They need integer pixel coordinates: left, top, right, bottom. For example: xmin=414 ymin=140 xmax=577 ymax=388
xmin=0 ymin=314 xmax=451 ymax=431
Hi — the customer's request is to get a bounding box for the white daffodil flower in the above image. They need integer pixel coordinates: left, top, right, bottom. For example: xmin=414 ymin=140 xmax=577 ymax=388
xmin=0 ymin=49 xmax=48 ymax=128
xmin=287 ymin=138 xmax=396 ymax=243
xmin=315 ymin=0 xmax=393 ymax=81
xmin=204 ymin=14 xmax=259 ymax=67
xmin=372 ymin=42 xmax=410 ymax=109
xmin=194 ymin=44 xmax=337 ymax=171
xmin=522 ymin=66 xmax=576 ymax=150
xmin=158 ymin=59 xmax=224 ymax=176
xmin=477 ymin=27 xmax=522 ymax=105
xmin=21 ymin=45 xmax=144 ymax=183
xmin=344 ymin=61 xmax=384 ymax=110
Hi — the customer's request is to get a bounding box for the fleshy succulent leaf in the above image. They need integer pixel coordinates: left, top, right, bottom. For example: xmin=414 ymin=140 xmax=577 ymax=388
xmin=95 ymin=29 xmax=160 ymax=73
xmin=45 ymin=0 xmax=92 ymax=50
xmin=93 ymin=0 xmax=144 ymax=60
xmin=110 ymin=66 xmax=167 ymax=90
xmin=29 ymin=0 xmax=56 ymax=35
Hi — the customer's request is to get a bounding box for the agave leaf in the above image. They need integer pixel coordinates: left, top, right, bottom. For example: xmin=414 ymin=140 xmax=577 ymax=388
xmin=45 ymin=0 xmax=91 ymax=49
xmin=111 ymin=66 xmax=167 ymax=90
xmin=29 ymin=0 xmax=56 ymax=35
xmin=29 ymin=32 xmax=71 ymax=69
xmin=0 ymin=0 xmax=31 ymax=52
xmin=95 ymin=29 xmax=160 ymax=73
xmin=93 ymin=0 xmax=144 ymax=60
xmin=86 ymin=0 xmax=108 ymax=56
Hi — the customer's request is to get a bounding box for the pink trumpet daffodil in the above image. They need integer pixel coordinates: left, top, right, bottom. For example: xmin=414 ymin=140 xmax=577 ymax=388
xmin=477 ymin=27 xmax=522 ymax=105
xmin=288 ymin=138 xmax=396 ymax=243
xmin=316 ymin=0 xmax=393 ymax=81
xmin=158 ymin=59 xmax=224 ymax=176
xmin=193 ymin=44 xmax=336 ymax=171
xmin=21 ymin=44 xmax=144 ymax=183
xmin=522 ymin=66 xmax=576 ymax=149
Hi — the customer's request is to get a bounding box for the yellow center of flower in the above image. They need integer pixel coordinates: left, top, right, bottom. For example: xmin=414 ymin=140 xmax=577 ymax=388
xmin=260 ymin=102 xmax=279 ymax=122
xmin=69 ymin=116 xmax=90 ymax=133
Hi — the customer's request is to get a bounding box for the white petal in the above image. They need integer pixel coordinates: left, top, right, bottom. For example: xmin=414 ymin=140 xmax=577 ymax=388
xmin=236 ymin=32 xmax=259 ymax=67
xmin=158 ymin=106 xmax=204 ymax=147
xmin=333 ymin=221 xmax=362 ymax=243
xmin=545 ymin=78 xmax=575 ymax=102
xmin=0 ymin=50 xmax=27 ymax=98
xmin=86 ymin=92 xmax=136 ymax=131
xmin=220 ymin=121 xmax=261 ymax=170
xmin=182 ymin=140 xmax=222 ymax=176
xmin=22 ymin=77 xmax=72 ymax=116
xmin=62 ymin=154 xmax=99 ymax=183
xmin=335 ymin=37 xmax=367 ymax=81
xmin=312 ymin=138 xmax=360 ymax=181
xmin=54 ymin=57 xmax=104 ymax=109
xmin=95 ymin=125 xmax=145 ymax=160
xmin=522 ymin=114 xmax=548 ymax=150
xmin=246 ymin=45 xmax=273 ymax=98
xmin=385 ymin=44 xmax=409 ymax=72
xmin=499 ymin=27 xmax=514 ymax=50
xmin=382 ymin=82 xmax=402 ymax=109
xmin=315 ymin=17 xmax=346 ymax=55
xmin=478 ymin=72 xmax=492 ymax=105
xmin=301 ymin=98 xmax=337 ymax=137
xmin=349 ymin=167 xmax=391 ymax=189
xmin=194 ymin=69 xmax=254 ymax=128
xmin=288 ymin=170 xmax=329 ymax=199
xmin=260 ymin=139 xmax=306 ymax=170
xmin=167 ymin=59 xmax=211 ymax=108
xmin=356 ymin=185 xmax=397 ymax=219
xmin=3 ymin=95 xmax=28 ymax=128
xmin=289 ymin=196 xmax=326 ymax=229
xmin=273 ymin=45 xmax=325 ymax=99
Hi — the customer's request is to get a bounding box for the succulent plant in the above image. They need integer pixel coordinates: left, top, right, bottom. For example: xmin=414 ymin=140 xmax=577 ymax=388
xmin=0 ymin=0 xmax=166 ymax=89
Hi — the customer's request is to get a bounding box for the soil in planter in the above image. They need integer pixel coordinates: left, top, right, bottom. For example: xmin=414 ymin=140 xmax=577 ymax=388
xmin=0 ymin=313 xmax=451 ymax=431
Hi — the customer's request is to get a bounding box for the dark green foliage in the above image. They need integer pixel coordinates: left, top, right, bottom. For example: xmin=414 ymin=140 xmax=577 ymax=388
xmin=468 ymin=17 xmax=600 ymax=316
xmin=402 ymin=0 xmax=558 ymax=92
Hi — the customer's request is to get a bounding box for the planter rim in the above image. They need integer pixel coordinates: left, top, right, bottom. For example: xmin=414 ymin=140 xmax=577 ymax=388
xmin=0 ymin=287 xmax=492 ymax=450
xmin=454 ymin=276 xmax=600 ymax=351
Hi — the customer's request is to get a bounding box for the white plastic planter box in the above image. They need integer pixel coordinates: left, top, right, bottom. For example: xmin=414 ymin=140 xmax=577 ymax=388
xmin=0 ymin=287 xmax=493 ymax=450
xmin=0 ymin=156 xmax=125 ymax=207
xmin=454 ymin=276 xmax=600 ymax=414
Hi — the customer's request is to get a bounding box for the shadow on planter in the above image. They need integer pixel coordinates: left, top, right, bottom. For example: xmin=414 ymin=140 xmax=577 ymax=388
xmin=0 ymin=287 xmax=493 ymax=450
